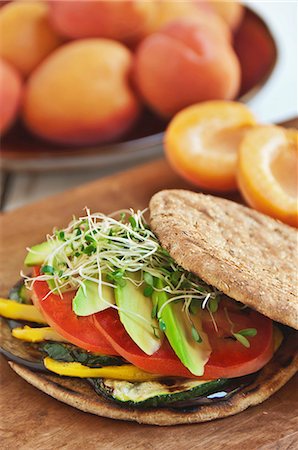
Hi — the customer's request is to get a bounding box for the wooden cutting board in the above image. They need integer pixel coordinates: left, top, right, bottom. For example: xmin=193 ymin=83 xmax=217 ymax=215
xmin=1 ymin=159 xmax=297 ymax=450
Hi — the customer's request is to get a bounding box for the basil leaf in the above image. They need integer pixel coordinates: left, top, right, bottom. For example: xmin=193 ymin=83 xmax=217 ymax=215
xmin=41 ymin=342 xmax=125 ymax=367
xmin=42 ymin=342 xmax=74 ymax=362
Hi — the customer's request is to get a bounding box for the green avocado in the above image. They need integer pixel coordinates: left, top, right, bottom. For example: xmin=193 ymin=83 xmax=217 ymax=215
xmin=115 ymin=272 xmax=162 ymax=356
xmin=154 ymin=279 xmax=211 ymax=377
xmin=9 ymin=281 xmax=31 ymax=304
xmin=24 ymin=240 xmax=59 ymax=267
xmin=73 ymin=280 xmax=115 ymax=316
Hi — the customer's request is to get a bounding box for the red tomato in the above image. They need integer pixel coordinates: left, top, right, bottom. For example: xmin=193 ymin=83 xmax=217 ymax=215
xmin=201 ymin=299 xmax=273 ymax=378
xmin=32 ymin=267 xmax=118 ymax=355
xmin=94 ymin=299 xmax=273 ymax=379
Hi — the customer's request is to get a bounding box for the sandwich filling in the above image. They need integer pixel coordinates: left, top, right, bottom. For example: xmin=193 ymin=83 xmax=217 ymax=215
xmin=0 ymin=209 xmax=278 ymax=408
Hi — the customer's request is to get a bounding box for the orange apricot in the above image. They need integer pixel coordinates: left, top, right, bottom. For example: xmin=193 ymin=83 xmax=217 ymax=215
xmin=134 ymin=22 xmax=241 ymax=118
xmin=237 ymin=126 xmax=298 ymax=227
xmin=0 ymin=58 xmax=22 ymax=134
xmin=23 ymin=39 xmax=140 ymax=145
xmin=0 ymin=1 xmax=62 ymax=77
xmin=147 ymin=0 xmax=231 ymax=43
xmin=48 ymin=0 xmax=157 ymax=44
xmin=165 ymin=101 xmax=256 ymax=191
xmin=206 ymin=0 xmax=244 ymax=31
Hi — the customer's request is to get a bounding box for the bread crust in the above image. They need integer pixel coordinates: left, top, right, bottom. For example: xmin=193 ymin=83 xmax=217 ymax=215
xmin=149 ymin=190 xmax=298 ymax=330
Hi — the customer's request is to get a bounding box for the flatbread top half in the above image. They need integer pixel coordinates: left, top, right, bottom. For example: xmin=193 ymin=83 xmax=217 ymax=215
xmin=150 ymin=190 xmax=298 ymax=330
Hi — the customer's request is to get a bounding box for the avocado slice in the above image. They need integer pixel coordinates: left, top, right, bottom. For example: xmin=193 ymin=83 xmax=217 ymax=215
xmin=73 ymin=280 xmax=115 ymax=316
xmin=24 ymin=240 xmax=59 ymax=267
xmin=115 ymin=272 xmax=162 ymax=355
xmin=18 ymin=284 xmax=31 ymax=304
xmin=9 ymin=281 xmax=31 ymax=304
xmin=154 ymin=279 xmax=211 ymax=376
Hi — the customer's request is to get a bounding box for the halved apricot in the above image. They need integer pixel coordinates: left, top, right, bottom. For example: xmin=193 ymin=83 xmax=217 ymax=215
xmin=164 ymin=101 xmax=256 ymax=191
xmin=237 ymin=125 xmax=298 ymax=227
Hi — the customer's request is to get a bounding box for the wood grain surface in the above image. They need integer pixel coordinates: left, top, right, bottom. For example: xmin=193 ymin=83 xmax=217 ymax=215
xmin=1 ymin=159 xmax=297 ymax=450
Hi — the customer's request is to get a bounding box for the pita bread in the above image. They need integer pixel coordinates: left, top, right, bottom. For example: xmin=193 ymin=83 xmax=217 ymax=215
xmin=7 ymin=329 xmax=298 ymax=426
xmin=2 ymin=192 xmax=298 ymax=424
xmin=150 ymin=190 xmax=298 ymax=330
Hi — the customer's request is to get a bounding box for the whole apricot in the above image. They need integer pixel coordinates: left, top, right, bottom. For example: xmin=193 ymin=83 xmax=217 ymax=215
xmin=148 ymin=0 xmax=231 ymax=43
xmin=134 ymin=21 xmax=240 ymax=118
xmin=206 ymin=0 xmax=244 ymax=31
xmin=48 ymin=0 xmax=157 ymax=44
xmin=23 ymin=39 xmax=140 ymax=145
xmin=0 ymin=58 xmax=22 ymax=134
xmin=0 ymin=1 xmax=62 ymax=77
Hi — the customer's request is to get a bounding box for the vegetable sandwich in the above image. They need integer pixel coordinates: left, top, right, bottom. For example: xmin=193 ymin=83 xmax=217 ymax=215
xmin=0 ymin=190 xmax=297 ymax=426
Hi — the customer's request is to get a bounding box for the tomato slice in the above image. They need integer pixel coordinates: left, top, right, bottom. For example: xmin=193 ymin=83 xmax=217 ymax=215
xmin=32 ymin=267 xmax=118 ymax=355
xmin=201 ymin=299 xmax=273 ymax=378
xmin=93 ymin=308 xmax=190 ymax=374
xmin=31 ymin=266 xmax=273 ymax=378
xmin=94 ymin=299 xmax=273 ymax=379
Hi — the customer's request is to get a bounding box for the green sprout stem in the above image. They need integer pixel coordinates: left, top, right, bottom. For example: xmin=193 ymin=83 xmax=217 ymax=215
xmin=24 ymin=208 xmax=219 ymax=329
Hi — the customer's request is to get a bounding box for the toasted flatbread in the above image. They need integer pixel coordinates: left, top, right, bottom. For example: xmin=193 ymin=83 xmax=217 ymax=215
xmin=2 ymin=192 xmax=298 ymax=424
xmin=150 ymin=190 xmax=298 ymax=330
xmin=7 ymin=329 xmax=298 ymax=426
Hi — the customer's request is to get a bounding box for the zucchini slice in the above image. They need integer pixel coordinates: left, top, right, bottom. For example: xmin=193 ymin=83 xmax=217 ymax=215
xmin=92 ymin=377 xmax=228 ymax=408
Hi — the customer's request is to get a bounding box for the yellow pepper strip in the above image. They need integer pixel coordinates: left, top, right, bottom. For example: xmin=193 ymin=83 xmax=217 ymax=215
xmin=12 ymin=325 xmax=67 ymax=343
xmin=44 ymin=357 xmax=162 ymax=382
xmin=0 ymin=298 xmax=47 ymax=324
